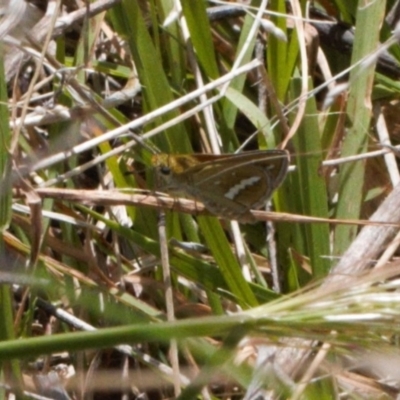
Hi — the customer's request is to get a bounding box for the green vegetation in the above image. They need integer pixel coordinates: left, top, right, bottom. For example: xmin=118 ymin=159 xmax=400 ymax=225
xmin=1 ymin=0 xmax=400 ymax=398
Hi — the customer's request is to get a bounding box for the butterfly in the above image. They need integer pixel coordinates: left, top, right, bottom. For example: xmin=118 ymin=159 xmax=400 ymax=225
xmin=152 ymin=150 xmax=289 ymax=223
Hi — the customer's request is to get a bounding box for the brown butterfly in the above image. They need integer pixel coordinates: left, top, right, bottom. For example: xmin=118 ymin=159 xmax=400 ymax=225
xmin=152 ymin=150 xmax=289 ymax=223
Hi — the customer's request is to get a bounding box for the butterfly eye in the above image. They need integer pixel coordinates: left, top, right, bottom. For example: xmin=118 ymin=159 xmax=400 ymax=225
xmin=160 ymin=165 xmax=171 ymax=175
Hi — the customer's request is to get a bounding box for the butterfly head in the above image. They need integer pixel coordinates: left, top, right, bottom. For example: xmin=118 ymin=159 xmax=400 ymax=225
xmin=152 ymin=153 xmax=196 ymax=190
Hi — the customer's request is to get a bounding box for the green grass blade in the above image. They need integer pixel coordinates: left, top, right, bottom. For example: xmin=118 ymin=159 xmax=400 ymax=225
xmin=197 ymin=217 xmax=258 ymax=308
xmin=110 ymin=0 xmax=189 ymax=152
xmin=0 ymin=46 xmax=22 ymax=391
xmin=333 ymin=0 xmax=386 ymax=255
xmin=290 ymin=78 xmax=331 ymax=278
xmin=181 ymin=0 xmax=219 ymax=79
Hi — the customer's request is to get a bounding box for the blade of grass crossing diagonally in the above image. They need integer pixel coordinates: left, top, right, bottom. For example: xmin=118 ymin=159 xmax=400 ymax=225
xmin=224 ymin=86 xmax=275 ymax=141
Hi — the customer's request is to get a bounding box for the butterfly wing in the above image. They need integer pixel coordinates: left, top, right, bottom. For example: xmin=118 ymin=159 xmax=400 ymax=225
xmin=179 ymin=150 xmax=289 ymax=222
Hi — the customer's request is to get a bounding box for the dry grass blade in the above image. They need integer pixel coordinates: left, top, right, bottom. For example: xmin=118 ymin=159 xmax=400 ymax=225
xmin=4 ymin=0 xmax=400 ymax=398
xmin=33 ymin=187 xmax=400 ymax=228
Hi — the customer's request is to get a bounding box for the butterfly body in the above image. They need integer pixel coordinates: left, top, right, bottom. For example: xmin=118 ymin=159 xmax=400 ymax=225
xmin=152 ymin=150 xmax=289 ymax=223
